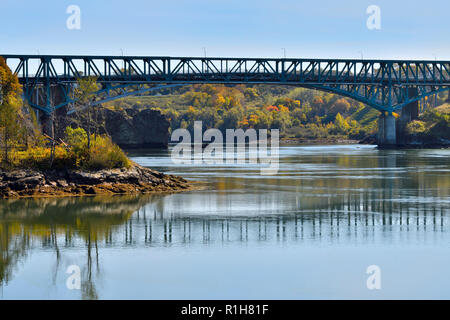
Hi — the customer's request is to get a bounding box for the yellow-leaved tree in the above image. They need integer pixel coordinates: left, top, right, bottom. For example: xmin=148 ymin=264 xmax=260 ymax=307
xmin=0 ymin=57 xmax=23 ymax=165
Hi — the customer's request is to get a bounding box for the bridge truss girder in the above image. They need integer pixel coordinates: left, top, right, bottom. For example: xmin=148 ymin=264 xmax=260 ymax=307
xmin=3 ymin=55 xmax=450 ymax=114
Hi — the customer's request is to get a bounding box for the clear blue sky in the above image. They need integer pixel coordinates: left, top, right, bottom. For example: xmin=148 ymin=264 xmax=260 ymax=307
xmin=1 ymin=0 xmax=449 ymax=60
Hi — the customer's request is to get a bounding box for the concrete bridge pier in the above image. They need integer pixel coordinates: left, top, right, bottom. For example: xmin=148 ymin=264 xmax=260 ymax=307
xmin=378 ymin=87 xmax=420 ymax=147
xmin=396 ymin=87 xmax=419 ymax=145
xmin=384 ymin=113 xmax=397 ymax=145
xmin=377 ymin=113 xmax=385 ymax=144
xmin=377 ymin=112 xmax=396 ymax=147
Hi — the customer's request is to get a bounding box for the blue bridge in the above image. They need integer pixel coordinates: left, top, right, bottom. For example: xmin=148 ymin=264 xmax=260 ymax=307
xmin=2 ymin=54 xmax=450 ymax=145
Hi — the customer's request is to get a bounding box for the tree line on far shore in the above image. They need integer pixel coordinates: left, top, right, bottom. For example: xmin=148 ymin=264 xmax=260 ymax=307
xmin=106 ymin=84 xmax=381 ymax=141
xmin=106 ymin=82 xmax=449 ymax=143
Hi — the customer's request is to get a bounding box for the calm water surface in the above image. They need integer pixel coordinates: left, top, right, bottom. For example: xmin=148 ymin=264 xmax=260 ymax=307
xmin=1 ymin=144 xmax=449 ymax=299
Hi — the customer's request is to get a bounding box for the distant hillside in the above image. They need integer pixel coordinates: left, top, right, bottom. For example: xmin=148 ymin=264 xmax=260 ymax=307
xmin=104 ymin=84 xmax=448 ymax=143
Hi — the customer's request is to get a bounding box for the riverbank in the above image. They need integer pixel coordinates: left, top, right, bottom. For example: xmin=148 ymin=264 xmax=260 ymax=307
xmin=281 ymin=136 xmax=448 ymax=148
xmin=280 ymin=137 xmax=361 ymax=145
xmin=0 ymin=163 xmax=193 ymax=199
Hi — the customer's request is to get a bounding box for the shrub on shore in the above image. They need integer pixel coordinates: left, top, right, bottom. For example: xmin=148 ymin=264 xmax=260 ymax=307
xmin=406 ymin=120 xmax=427 ymax=135
xmin=8 ymin=127 xmax=130 ymax=170
xmin=406 ymin=107 xmax=450 ymax=141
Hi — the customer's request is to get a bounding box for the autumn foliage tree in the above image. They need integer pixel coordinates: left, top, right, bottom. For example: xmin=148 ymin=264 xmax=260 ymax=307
xmin=0 ymin=57 xmax=23 ymax=165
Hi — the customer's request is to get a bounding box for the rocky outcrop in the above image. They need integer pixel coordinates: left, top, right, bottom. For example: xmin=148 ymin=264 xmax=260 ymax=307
xmin=98 ymin=108 xmax=170 ymax=148
xmin=51 ymin=106 xmax=170 ymax=149
xmin=401 ymin=131 xmax=450 ymax=148
xmin=359 ymin=134 xmax=377 ymax=145
xmin=0 ymin=164 xmax=191 ymax=198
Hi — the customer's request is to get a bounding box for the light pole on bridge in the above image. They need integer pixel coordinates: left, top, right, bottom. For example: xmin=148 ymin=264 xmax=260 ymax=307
xmin=120 ymin=48 xmax=124 ymax=70
xmin=358 ymin=51 xmax=364 ymax=60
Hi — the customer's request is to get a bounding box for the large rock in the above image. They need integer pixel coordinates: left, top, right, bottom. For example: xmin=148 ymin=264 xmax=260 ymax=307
xmin=103 ymin=108 xmax=169 ymax=148
xmin=51 ymin=106 xmax=170 ymax=149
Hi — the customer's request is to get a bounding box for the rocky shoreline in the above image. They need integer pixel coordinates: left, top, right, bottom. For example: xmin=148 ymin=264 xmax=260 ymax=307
xmin=0 ymin=164 xmax=193 ymax=199
xmin=282 ymin=135 xmax=449 ymax=148
xmin=280 ymin=137 xmax=361 ymax=145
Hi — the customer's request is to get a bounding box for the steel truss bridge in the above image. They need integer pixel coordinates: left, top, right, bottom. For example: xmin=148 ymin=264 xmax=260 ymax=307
xmin=2 ymin=54 xmax=450 ymax=115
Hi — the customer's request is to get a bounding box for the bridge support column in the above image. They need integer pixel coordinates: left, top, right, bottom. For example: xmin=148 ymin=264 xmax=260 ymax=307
xmin=377 ymin=112 xmax=396 ymax=147
xmin=397 ymin=87 xmax=419 ymax=145
xmin=384 ymin=113 xmax=396 ymax=145
xmin=377 ymin=114 xmax=385 ymax=144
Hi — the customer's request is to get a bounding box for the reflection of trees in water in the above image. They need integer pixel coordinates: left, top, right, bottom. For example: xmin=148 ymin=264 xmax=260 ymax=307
xmin=0 ymin=194 xmax=162 ymax=298
xmin=0 ymin=222 xmax=30 ymax=288
xmin=1 ymin=190 xmax=447 ymax=259
xmin=81 ymin=230 xmax=99 ymax=300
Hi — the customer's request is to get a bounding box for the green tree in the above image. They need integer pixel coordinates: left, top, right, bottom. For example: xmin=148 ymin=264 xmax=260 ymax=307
xmin=73 ymin=77 xmax=100 ymax=151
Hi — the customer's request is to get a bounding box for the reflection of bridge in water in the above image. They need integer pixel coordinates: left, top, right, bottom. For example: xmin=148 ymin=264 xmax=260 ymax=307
xmin=114 ymin=195 xmax=449 ymax=246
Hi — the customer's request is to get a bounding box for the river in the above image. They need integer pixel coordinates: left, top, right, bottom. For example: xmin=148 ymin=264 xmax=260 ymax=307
xmin=0 ymin=144 xmax=449 ymax=299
